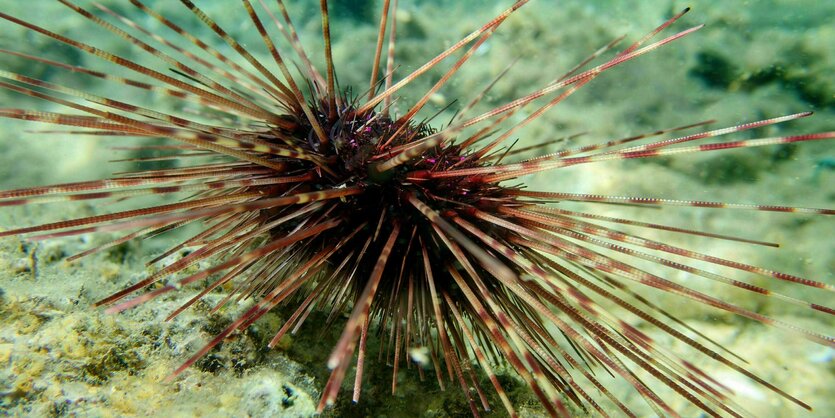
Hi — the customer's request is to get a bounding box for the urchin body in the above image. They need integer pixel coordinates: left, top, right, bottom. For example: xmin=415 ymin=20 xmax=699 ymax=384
xmin=0 ymin=1 xmax=833 ymax=417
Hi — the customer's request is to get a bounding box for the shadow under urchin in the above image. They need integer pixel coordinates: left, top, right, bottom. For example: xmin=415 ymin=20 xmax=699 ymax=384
xmin=0 ymin=0 xmax=833 ymax=417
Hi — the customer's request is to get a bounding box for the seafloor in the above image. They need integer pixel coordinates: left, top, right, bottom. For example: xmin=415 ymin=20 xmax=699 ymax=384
xmin=0 ymin=0 xmax=832 ymax=417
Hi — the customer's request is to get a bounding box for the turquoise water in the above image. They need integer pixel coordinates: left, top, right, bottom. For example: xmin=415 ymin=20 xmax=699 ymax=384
xmin=0 ymin=1 xmax=832 ymax=416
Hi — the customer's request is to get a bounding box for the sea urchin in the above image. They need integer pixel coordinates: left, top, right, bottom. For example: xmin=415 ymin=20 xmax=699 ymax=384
xmin=0 ymin=1 xmax=833 ymax=417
